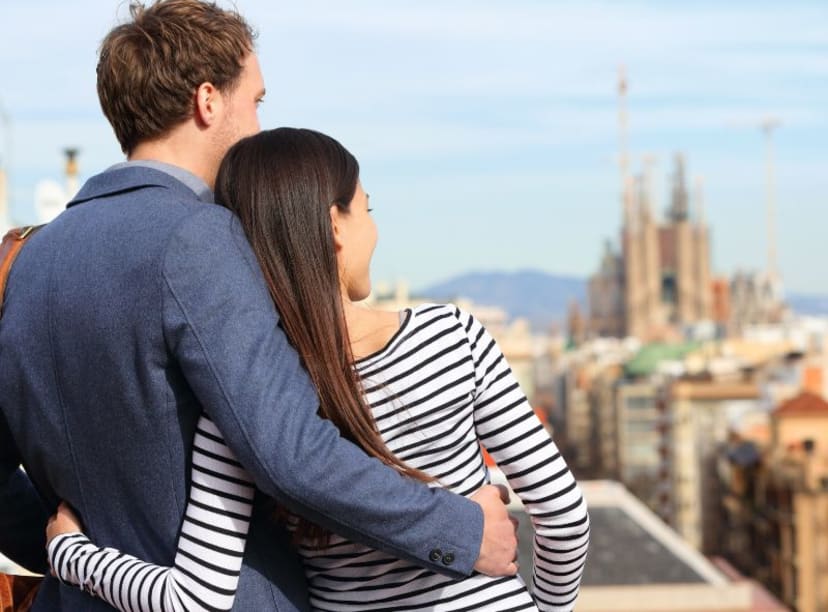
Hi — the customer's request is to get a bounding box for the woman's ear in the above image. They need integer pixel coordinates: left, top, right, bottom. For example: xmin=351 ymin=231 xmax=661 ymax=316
xmin=330 ymin=205 xmax=344 ymax=251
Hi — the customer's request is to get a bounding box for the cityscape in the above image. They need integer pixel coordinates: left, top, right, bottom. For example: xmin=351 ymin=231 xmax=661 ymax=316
xmin=362 ymin=72 xmax=827 ymax=612
xmin=2 ymin=2 xmax=827 ymax=611
xmin=2 ymin=73 xmax=826 ymax=612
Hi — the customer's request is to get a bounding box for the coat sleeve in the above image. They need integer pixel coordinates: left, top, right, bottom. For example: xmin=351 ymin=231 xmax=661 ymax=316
xmin=160 ymin=207 xmax=483 ymax=578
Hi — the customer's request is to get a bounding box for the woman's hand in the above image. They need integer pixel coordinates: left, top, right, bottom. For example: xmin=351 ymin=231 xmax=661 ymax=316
xmin=46 ymin=501 xmax=84 ymax=546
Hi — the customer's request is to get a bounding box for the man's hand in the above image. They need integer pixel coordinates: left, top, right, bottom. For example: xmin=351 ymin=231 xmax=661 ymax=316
xmin=469 ymin=484 xmax=518 ymax=576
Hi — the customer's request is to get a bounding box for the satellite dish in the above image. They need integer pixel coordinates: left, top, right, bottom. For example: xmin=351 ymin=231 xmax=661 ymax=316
xmin=34 ymin=179 xmax=67 ymax=223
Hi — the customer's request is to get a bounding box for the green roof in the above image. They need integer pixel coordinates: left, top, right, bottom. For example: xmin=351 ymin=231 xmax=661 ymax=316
xmin=624 ymin=341 xmax=702 ymax=377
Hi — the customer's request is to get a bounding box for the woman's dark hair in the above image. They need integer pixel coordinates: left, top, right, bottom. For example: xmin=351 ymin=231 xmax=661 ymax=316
xmin=215 ymin=128 xmax=431 ymax=543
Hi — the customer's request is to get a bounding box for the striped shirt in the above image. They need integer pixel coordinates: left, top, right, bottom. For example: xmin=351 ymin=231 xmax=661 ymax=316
xmin=49 ymin=304 xmax=589 ymax=611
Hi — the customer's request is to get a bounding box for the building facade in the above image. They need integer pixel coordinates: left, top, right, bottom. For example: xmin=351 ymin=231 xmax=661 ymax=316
xmin=664 ymin=380 xmax=761 ymax=552
xmin=721 ymin=391 xmax=828 ymax=612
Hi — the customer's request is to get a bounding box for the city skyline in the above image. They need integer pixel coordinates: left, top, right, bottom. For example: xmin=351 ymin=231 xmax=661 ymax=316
xmin=1 ymin=1 xmax=826 ymax=293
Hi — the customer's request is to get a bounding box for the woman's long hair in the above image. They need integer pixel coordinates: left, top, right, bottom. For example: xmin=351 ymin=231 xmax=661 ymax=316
xmin=215 ymin=128 xmax=431 ymax=543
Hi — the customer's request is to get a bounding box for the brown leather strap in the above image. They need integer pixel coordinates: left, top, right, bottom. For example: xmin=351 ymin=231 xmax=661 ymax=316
xmin=0 ymin=226 xmax=46 ymax=609
xmin=14 ymin=575 xmax=40 ymax=612
xmin=0 ymin=226 xmax=44 ymax=317
xmin=0 ymin=572 xmax=41 ymax=612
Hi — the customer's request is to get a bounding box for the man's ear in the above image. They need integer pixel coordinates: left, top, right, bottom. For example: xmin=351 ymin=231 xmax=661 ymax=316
xmin=330 ymin=205 xmax=344 ymax=251
xmin=194 ymin=82 xmax=222 ymax=127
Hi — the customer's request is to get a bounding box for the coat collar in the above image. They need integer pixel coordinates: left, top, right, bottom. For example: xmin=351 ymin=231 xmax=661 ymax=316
xmin=67 ymin=166 xmax=209 ymax=209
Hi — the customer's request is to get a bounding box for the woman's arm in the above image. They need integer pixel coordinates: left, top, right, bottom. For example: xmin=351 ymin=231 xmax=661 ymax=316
xmin=455 ymin=307 xmax=590 ymax=612
xmin=47 ymin=414 xmax=254 ymax=612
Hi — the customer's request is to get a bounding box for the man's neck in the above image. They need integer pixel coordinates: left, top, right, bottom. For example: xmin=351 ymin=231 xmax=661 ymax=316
xmin=129 ymin=138 xmax=217 ymax=190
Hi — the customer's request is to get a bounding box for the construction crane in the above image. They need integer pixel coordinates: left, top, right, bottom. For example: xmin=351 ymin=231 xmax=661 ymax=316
xmin=760 ymin=117 xmax=781 ymax=283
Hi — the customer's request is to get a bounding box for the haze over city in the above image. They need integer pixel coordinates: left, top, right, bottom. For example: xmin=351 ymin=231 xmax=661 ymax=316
xmin=1 ymin=0 xmax=826 ymax=293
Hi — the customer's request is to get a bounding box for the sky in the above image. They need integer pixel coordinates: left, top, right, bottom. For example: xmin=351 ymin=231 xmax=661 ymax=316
xmin=1 ymin=1 xmax=826 ymax=293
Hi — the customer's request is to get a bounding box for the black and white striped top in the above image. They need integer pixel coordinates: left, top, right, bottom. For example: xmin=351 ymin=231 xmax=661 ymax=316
xmin=49 ymin=304 xmax=589 ymax=611
xmin=49 ymin=415 xmax=253 ymax=612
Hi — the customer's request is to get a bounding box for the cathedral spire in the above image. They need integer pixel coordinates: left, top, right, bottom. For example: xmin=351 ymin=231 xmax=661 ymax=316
xmin=694 ymin=176 xmax=705 ymax=226
xmin=640 ymin=154 xmax=657 ymax=221
xmin=668 ymin=153 xmax=689 ymax=222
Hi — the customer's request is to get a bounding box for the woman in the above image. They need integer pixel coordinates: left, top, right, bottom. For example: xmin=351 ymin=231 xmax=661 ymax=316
xmin=46 ymin=128 xmax=589 ymax=611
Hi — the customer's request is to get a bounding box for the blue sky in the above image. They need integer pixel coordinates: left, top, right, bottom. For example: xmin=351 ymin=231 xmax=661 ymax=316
xmin=1 ymin=1 xmax=826 ymax=293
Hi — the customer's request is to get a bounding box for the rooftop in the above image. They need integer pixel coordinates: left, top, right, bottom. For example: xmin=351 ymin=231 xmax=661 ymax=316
xmin=509 ymin=479 xmax=789 ymax=611
xmin=583 ymin=506 xmax=705 ymax=585
xmin=625 ymin=342 xmax=702 ymax=377
xmin=672 ymin=380 xmax=760 ymax=401
xmin=774 ymin=391 xmax=828 ymax=418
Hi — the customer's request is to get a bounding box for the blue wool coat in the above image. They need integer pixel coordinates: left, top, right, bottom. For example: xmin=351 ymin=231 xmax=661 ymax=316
xmin=0 ymin=166 xmax=483 ymax=610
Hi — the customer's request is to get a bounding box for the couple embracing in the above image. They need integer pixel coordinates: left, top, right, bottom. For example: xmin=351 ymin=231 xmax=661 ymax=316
xmin=0 ymin=1 xmax=589 ymax=610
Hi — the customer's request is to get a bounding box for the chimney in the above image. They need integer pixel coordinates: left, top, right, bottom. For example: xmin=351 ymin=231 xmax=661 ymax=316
xmin=64 ymin=148 xmax=79 ymax=199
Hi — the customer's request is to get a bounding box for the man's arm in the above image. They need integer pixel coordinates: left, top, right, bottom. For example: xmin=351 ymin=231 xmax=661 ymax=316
xmin=0 ymin=416 xmax=50 ymax=574
xmin=161 ymin=207 xmax=516 ymax=578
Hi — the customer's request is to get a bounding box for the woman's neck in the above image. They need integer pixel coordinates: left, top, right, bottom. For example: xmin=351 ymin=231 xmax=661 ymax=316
xmin=341 ymin=298 xmax=403 ymax=361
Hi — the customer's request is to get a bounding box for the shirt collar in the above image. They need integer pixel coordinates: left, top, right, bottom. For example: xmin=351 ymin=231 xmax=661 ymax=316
xmin=107 ymin=160 xmax=214 ymax=203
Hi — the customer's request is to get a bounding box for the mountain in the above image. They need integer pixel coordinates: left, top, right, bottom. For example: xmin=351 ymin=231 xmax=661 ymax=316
xmin=787 ymin=292 xmax=828 ymax=317
xmin=418 ymin=271 xmax=828 ymax=331
xmin=419 ymin=270 xmax=587 ymax=331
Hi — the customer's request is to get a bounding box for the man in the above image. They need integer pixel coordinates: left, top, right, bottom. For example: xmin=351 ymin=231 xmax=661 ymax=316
xmin=0 ymin=1 xmax=517 ymax=609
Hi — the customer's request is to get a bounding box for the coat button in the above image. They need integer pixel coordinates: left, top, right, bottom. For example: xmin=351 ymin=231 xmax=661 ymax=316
xmin=429 ymin=548 xmax=442 ymax=562
xmin=442 ymin=552 xmax=455 ymax=566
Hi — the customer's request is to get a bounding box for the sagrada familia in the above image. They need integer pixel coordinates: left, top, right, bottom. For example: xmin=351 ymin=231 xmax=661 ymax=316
xmin=588 ymin=68 xmax=713 ymax=340
xmin=588 ymin=152 xmax=712 ymax=340
xmin=587 ymin=70 xmax=783 ymax=341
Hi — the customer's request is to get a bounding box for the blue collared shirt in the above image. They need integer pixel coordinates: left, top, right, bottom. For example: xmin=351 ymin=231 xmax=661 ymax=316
xmin=108 ymin=160 xmax=214 ymax=203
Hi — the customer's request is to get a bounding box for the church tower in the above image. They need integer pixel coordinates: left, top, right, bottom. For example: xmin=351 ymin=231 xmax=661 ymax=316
xmin=618 ymin=66 xmax=647 ymax=338
xmin=693 ymin=177 xmax=713 ymax=321
xmin=663 ymin=155 xmax=712 ymax=325
xmin=624 ymin=170 xmax=662 ymax=339
xmin=638 ymin=162 xmax=663 ymax=334
xmin=622 ymin=175 xmax=646 ymax=337
xmin=667 ymin=154 xmax=696 ymax=324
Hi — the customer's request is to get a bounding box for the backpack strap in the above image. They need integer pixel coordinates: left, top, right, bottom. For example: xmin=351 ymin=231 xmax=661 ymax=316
xmin=0 ymin=225 xmax=44 ymax=317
